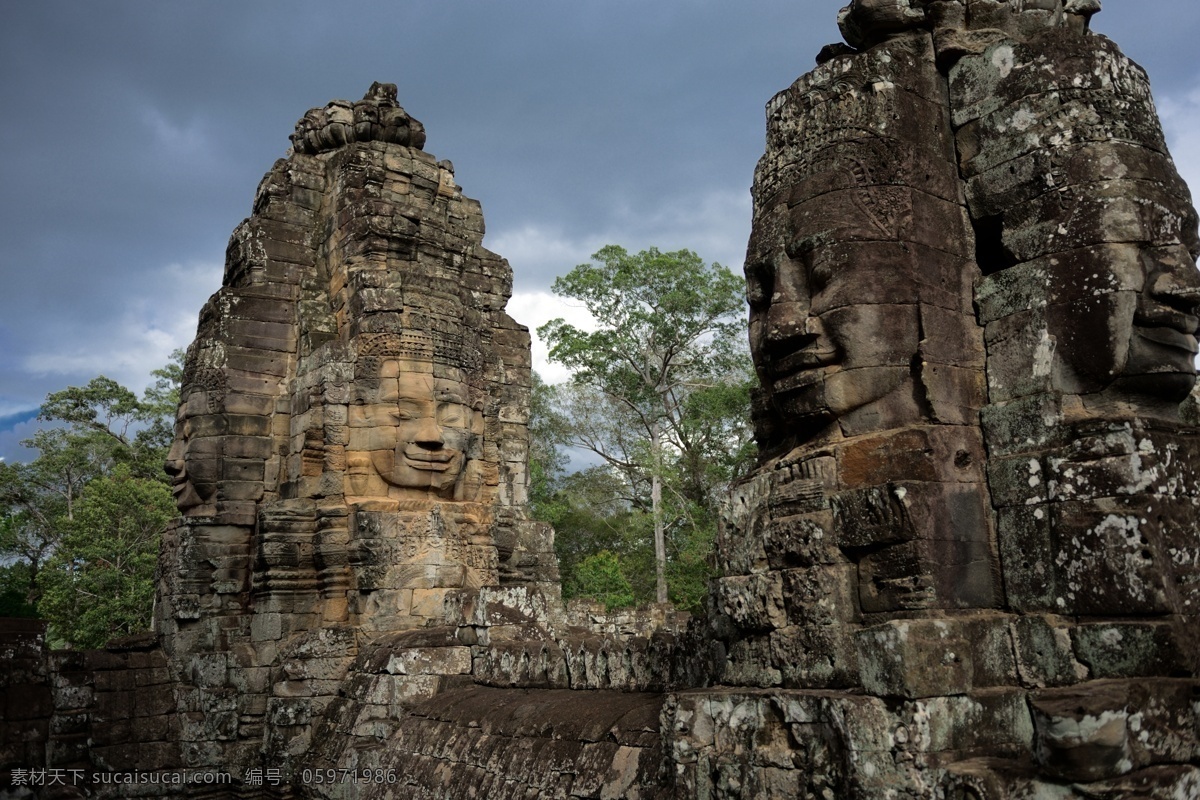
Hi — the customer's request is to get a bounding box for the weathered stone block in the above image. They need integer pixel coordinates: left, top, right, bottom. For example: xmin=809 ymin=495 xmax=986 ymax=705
xmin=1030 ymin=682 xmax=1134 ymax=783
xmin=1071 ymin=621 xmax=1193 ymax=679
xmin=1012 ymin=614 xmax=1086 ymax=688
xmin=760 ymin=512 xmax=838 ymax=571
xmin=1049 ymin=500 xmax=1174 ymax=615
xmin=856 ymin=620 xmax=974 ymax=699
xmin=723 ymin=638 xmax=782 ymax=688
xmin=770 ymin=625 xmax=859 ymax=690
xmin=982 ymin=309 xmax=1057 ymax=401
xmin=781 ymin=564 xmax=859 ymax=628
xmin=836 ymin=426 xmax=988 ymax=487
xmin=384 ymin=646 xmax=472 ymax=676
xmin=713 ymin=574 xmax=786 ymax=633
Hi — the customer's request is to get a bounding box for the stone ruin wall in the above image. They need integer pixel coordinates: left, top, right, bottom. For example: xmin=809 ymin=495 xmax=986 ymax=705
xmin=4 ymin=2 xmax=1200 ymax=799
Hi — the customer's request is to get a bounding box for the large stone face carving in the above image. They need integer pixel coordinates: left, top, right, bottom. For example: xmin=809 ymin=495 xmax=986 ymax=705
xmin=682 ymin=2 xmax=1200 ymax=797
xmin=747 ymin=25 xmax=985 ymax=451
xmin=738 ymin=6 xmax=997 ymax=685
xmin=347 ymin=352 xmax=483 ymax=502
xmin=960 ymin=20 xmax=1200 ymax=414
xmin=163 ymin=389 xmax=224 ymax=514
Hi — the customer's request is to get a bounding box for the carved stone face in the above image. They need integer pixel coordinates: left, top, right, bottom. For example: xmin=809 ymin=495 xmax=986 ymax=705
xmin=1045 ymin=191 xmax=1200 ymax=402
xmin=349 ymin=359 xmax=479 ymax=497
xmin=1123 ymin=238 xmax=1200 ymax=398
xmin=747 ymin=240 xmax=921 ymax=438
xmin=164 ymin=393 xmax=220 ymax=514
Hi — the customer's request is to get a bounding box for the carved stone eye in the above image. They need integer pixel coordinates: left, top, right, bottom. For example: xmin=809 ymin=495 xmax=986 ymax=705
xmin=438 ymin=405 xmax=466 ymax=426
xmin=808 ymin=257 xmax=832 ymax=294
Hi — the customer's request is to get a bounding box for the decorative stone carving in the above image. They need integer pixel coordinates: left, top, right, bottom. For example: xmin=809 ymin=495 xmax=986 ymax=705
xmin=741 ymin=11 xmax=997 ymax=682
xmin=123 ymin=83 xmax=690 ymax=798
xmin=346 ymin=352 xmax=484 ymax=502
xmin=682 ymin=2 xmax=1200 ymax=797
xmin=153 ymin=82 xmax=561 ymax=778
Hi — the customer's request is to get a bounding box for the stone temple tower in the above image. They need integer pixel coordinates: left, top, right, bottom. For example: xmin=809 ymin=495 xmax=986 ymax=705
xmin=157 ymin=82 xmax=559 ymax=775
xmin=9 ymin=3 xmax=1192 ymax=797
xmin=669 ymin=1 xmax=1200 ymax=797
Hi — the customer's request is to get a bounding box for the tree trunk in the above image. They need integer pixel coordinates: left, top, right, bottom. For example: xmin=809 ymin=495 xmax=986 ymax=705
xmin=651 ymin=419 xmax=667 ymax=604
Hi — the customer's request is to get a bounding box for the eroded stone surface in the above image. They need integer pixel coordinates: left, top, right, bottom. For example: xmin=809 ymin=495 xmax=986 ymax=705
xmin=687 ymin=1 xmax=1200 ymax=797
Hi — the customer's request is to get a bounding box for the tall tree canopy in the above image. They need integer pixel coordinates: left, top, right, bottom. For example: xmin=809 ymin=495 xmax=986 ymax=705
xmin=37 ymin=465 xmax=175 ymax=647
xmin=537 ymin=246 xmax=755 ymax=607
xmin=0 ymin=352 xmax=181 ymax=645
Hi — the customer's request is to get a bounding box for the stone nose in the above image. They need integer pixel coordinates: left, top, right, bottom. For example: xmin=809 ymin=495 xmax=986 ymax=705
xmin=413 ymin=415 xmax=446 ymax=448
xmin=164 ymin=440 xmax=186 ymax=476
xmin=764 ymin=303 xmax=821 ymax=349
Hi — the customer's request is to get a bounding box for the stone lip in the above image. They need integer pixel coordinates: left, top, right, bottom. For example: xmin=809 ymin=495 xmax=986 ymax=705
xmin=290 ymin=81 xmax=427 ymax=155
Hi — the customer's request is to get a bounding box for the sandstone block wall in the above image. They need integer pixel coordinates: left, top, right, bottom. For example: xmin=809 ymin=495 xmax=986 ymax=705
xmin=1 ymin=624 xmax=180 ymax=800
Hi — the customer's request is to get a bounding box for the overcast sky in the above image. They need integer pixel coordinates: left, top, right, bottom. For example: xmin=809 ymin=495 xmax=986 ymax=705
xmin=2 ymin=1 xmax=1199 ymax=462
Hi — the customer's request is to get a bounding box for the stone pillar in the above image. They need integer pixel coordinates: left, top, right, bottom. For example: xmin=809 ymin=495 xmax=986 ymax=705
xmin=948 ymin=2 xmax=1200 ymax=790
xmin=724 ymin=10 xmax=995 ymax=693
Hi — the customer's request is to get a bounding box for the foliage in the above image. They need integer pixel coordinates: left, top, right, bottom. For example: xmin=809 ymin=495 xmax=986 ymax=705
xmin=540 ymin=467 xmax=647 ymax=605
xmin=534 ymin=245 xmax=755 ymax=609
xmin=535 ymin=463 xmax=718 ymax=613
xmin=663 ymin=509 xmax=716 ymax=613
xmin=37 ymin=465 xmax=174 ymax=648
xmin=37 ymin=351 xmax=183 ymax=480
xmin=0 ymin=561 xmax=38 ymax=617
xmin=567 ymin=550 xmax=635 ymax=611
xmin=0 ymin=351 xmax=182 ymax=646
xmin=528 ymin=372 xmax=569 ymax=516
xmin=0 ymin=428 xmax=101 ymax=609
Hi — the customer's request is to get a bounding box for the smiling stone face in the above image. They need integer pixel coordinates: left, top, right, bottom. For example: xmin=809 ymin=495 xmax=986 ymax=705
xmin=956 ymin=30 xmax=1200 ymax=415
xmin=348 ymin=357 xmax=482 ymax=500
xmin=1125 ymin=242 xmax=1200 ymax=397
xmin=1072 ymin=196 xmax=1200 ymax=402
xmin=163 ymin=390 xmax=221 ymax=515
xmin=744 ymin=27 xmax=990 ymax=455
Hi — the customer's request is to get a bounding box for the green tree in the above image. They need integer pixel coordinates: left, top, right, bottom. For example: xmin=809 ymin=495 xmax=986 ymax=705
xmin=539 ymin=465 xmax=637 ymax=598
xmin=537 ymin=245 xmax=754 ymax=605
xmin=0 ymin=512 xmax=38 ymax=616
xmin=0 ymin=428 xmax=104 ymax=607
xmin=528 ymin=372 xmax=569 ymax=517
xmin=0 ymin=352 xmax=183 ymax=641
xmin=37 ymin=349 xmax=183 ymax=480
xmin=568 ymin=550 xmax=635 ymax=610
xmin=37 ymin=465 xmax=175 ymax=647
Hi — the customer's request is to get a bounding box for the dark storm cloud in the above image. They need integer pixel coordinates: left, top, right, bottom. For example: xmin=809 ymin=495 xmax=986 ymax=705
xmin=0 ymin=409 xmax=39 ymax=434
xmin=0 ymin=1 xmax=1196 ymax=462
